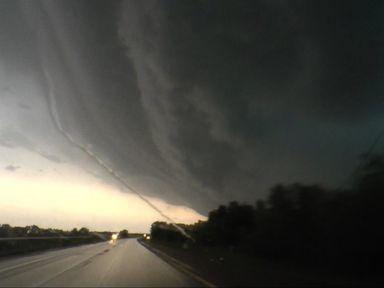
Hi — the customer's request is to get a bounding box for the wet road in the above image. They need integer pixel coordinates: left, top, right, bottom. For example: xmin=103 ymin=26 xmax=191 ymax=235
xmin=0 ymin=239 xmax=201 ymax=287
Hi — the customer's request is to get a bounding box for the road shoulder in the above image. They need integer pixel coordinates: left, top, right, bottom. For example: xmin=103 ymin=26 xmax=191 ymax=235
xmin=138 ymin=239 xmax=216 ymax=288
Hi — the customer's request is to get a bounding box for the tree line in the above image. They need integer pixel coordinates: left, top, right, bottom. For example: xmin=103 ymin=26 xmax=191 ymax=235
xmin=150 ymin=154 xmax=384 ymax=278
xmin=0 ymin=225 xmax=130 ymax=256
xmin=0 ymin=225 xmax=91 ymax=238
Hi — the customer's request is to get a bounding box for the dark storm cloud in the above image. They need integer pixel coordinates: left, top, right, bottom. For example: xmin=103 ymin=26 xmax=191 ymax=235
xmin=5 ymin=165 xmax=20 ymax=172
xmin=295 ymin=1 xmax=384 ymax=120
xmin=2 ymin=1 xmax=384 ymax=214
xmin=0 ymin=129 xmax=63 ymax=163
xmin=154 ymin=0 xmax=384 ymax=123
xmin=0 ymin=130 xmax=35 ymax=150
xmin=120 ymin=0 xmax=384 ymax=203
xmin=0 ymin=1 xmax=37 ymax=71
xmin=38 ymin=153 xmax=62 ymax=163
xmin=13 ymin=0 xmax=214 ymax=210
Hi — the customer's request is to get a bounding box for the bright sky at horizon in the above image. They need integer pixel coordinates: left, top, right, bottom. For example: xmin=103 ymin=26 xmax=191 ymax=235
xmin=0 ymin=169 xmax=206 ymax=233
xmin=0 ymin=142 xmax=207 ymax=232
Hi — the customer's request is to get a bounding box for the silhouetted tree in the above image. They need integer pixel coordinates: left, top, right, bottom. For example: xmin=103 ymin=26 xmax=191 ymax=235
xmin=119 ymin=229 xmax=129 ymax=238
xmin=26 ymin=225 xmax=41 ymax=236
xmin=71 ymin=228 xmax=79 ymax=236
xmin=79 ymin=227 xmax=89 ymax=236
xmin=149 ymin=153 xmax=384 ymax=279
xmin=0 ymin=224 xmax=12 ymax=237
xmin=255 ymin=199 xmax=266 ymax=211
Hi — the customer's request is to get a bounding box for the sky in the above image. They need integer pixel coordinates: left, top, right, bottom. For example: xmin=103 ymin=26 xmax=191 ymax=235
xmin=0 ymin=0 xmax=383 ymax=232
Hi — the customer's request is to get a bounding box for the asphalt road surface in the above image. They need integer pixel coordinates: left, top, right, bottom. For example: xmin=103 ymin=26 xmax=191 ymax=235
xmin=0 ymin=239 xmax=202 ymax=287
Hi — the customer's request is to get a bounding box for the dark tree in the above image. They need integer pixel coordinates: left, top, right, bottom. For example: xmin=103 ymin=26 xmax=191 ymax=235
xmin=119 ymin=229 xmax=129 ymax=238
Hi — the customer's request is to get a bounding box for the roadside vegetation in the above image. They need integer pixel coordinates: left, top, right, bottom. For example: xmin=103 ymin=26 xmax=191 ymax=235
xmin=149 ymin=153 xmax=384 ymax=282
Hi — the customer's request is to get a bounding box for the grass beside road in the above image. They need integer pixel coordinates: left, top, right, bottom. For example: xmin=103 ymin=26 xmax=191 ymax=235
xmin=141 ymin=239 xmax=366 ymax=287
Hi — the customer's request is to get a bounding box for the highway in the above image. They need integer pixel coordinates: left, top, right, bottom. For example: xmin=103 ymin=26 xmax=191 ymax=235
xmin=0 ymin=239 xmax=201 ymax=287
